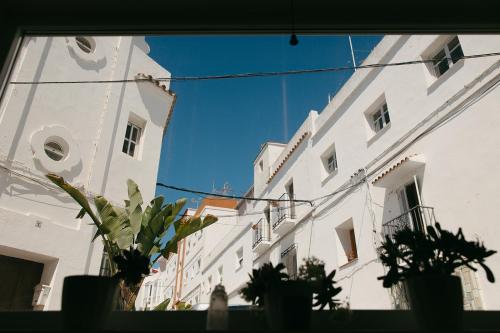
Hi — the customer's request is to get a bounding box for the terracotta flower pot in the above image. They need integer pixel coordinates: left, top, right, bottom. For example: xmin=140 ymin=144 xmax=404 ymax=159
xmin=264 ymin=280 xmax=312 ymax=331
xmin=404 ymin=275 xmax=463 ymax=331
xmin=62 ymin=275 xmax=119 ymax=331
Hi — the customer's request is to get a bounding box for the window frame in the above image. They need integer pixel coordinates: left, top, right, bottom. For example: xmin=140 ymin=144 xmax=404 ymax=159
xmin=326 ymin=150 xmax=338 ymax=173
xmin=431 ymin=36 xmax=464 ymax=78
xmin=122 ymin=121 xmax=142 ymax=158
xmin=372 ymin=102 xmax=390 ymax=133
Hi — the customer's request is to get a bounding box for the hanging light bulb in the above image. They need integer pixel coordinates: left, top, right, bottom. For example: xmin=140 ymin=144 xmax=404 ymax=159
xmin=289 ymin=33 xmax=299 ymax=46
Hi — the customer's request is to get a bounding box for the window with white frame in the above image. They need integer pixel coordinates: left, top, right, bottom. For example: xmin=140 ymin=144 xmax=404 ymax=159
xmin=75 ymin=36 xmax=95 ymax=53
xmin=122 ymin=121 xmax=142 ymax=157
xmin=326 ymin=150 xmax=338 ymax=173
xmin=235 ymin=247 xmax=243 ymax=270
xmin=372 ymin=103 xmax=390 ymax=133
xmin=431 ymin=36 xmax=464 ymax=78
xmin=335 ymin=218 xmax=359 ymax=267
xmin=321 ymin=144 xmax=338 ymax=177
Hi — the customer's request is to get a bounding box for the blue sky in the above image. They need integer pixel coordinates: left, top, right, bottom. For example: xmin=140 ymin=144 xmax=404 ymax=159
xmin=146 ymin=35 xmax=382 ymax=207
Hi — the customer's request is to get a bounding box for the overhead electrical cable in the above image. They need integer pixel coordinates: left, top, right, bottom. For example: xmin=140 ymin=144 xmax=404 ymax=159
xmin=156 ymin=182 xmax=314 ymax=206
xmin=9 ymin=52 xmax=500 ymax=85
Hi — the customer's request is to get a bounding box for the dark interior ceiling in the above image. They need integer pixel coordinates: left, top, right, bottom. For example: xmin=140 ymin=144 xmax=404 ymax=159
xmin=3 ymin=0 xmax=500 ymax=34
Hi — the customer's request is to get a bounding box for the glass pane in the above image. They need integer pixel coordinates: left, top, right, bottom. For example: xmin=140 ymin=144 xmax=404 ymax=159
xmin=384 ymin=109 xmax=390 ymax=124
xmin=131 ymin=126 xmax=138 ymax=141
xmin=378 ymin=118 xmax=384 ymax=130
xmin=448 ymin=37 xmax=460 ymax=51
xmin=450 ymin=45 xmax=464 ymax=64
xmin=129 ymin=142 xmax=136 ymax=156
xmin=433 ymin=49 xmax=446 ymax=64
xmin=122 ymin=139 xmax=129 ymax=154
xmin=437 ymin=59 xmax=449 ymax=76
xmin=125 ymin=124 xmax=131 ymax=139
xmin=373 ymin=110 xmax=382 ymax=130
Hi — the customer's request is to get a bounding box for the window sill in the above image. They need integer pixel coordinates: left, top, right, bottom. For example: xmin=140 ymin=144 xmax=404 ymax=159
xmin=427 ymin=59 xmax=464 ymax=95
xmin=366 ymin=123 xmax=391 ymax=147
xmin=339 ymin=258 xmax=358 ymax=270
xmin=321 ymin=168 xmax=338 ymax=187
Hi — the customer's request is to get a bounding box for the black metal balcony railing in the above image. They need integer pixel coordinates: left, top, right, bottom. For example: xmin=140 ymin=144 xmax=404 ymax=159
xmin=252 ymin=218 xmax=270 ymax=249
xmin=382 ymin=205 xmax=436 ymax=239
xmin=271 ymin=193 xmax=296 ymax=230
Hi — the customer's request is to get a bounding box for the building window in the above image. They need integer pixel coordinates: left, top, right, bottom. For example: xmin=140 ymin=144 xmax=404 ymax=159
xmin=326 ymin=150 xmax=338 ymax=173
xmin=372 ymin=103 xmax=390 ymax=133
xmin=122 ymin=122 xmax=142 ymax=158
xmin=44 ymin=140 xmax=66 ymax=161
xmin=432 ymin=36 xmax=464 ymax=77
xmin=75 ymin=36 xmax=95 ymax=54
xmin=259 ymin=160 xmax=264 ymax=172
xmin=321 ymin=144 xmax=339 ymax=179
xmin=335 ymin=219 xmax=358 ymax=267
xmin=281 ymin=244 xmax=298 ymax=279
xmin=235 ymin=247 xmax=243 ymax=270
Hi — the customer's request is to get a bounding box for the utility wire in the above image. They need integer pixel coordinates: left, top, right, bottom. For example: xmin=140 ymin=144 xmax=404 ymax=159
xmin=156 ymin=182 xmax=314 ymax=206
xmin=9 ymin=52 xmax=500 ymax=85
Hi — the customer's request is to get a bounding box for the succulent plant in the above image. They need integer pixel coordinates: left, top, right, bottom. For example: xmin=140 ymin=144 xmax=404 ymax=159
xmin=378 ymin=223 xmax=496 ymax=288
xmin=240 ymin=262 xmax=288 ymax=306
xmin=298 ymin=257 xmax=342 ymax=310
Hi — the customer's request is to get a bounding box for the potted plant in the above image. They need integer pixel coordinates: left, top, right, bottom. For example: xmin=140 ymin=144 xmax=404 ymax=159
xmin=240 ymin=259 xmax=342 ymax=330
xmin=297 ymin=257 xmax=342 ymax=311
xmin=378 ymin=223 xmax=496 ymax=330
xmin=48 ymin=174 xmax=217 ymax=313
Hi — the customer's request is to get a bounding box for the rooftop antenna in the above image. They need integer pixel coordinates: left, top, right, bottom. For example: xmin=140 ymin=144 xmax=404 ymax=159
xmin=221 ymin=182 xmax=232 ymax=195
xmin=348 ymin=35 xmax=357 ymax=71
xmin=190 ymin=197 xmax=201 ymax=209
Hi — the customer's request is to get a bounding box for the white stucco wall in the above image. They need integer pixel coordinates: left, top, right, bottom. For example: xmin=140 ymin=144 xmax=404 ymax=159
xmin=0 ymin=36 xmax=174 ymax=310
xmin=138 ymin=34 xmax=500 ymax=312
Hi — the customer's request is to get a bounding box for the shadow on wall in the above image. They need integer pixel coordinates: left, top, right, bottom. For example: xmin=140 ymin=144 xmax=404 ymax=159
xmin=0 ymin=38 xmax=53 ymax=200
xmin=66 ymin=37 xmax=107 ymax=72
xmin=33 ymin=158 xmax=83 ymax=183
xmin=136 ymin=81 xmax=172 ymax=128
xmin=0 ymin=172 xmax=75 ymax=207
xmin=311 ymin=36 xmax=411 ymax=145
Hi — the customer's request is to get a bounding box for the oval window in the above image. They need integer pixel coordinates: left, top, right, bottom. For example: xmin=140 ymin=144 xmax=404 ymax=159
xmin=44 ymin=141 xmax=65 ymax=161
xmin=75 ymin=36 xmax=94 ymax=54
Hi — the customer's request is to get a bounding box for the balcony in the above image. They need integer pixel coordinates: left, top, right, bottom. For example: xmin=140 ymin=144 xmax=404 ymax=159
xmin=382 ymin=205 xmax=436 ymax=239
xmin=252 ymin=218 xmax=271 ymax=254
xmin=271 ymin=193 xmax=296 ymax=235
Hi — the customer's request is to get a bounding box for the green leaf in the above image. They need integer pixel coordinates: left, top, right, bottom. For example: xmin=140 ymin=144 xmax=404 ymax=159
xmin=47 ymin=174 xmax=101 ymax=227
xmin=76 ymin=208 xmax=86 ymax=219
xmin=153 ymin=298 xmax=170 ymax=311
xmin=127 ymin=179 xmax=143 ymax=235
xmin=480 ymin=262 xmax=495 ymax=283
xmin=95 ymin=196 xmax=133 ymax=249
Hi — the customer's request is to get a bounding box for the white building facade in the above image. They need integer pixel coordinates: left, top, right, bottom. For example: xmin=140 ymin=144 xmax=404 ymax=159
xmin=0 ymin=36 xmax=175 ymax=310
xmin=140 ymin=34 xmax=500 ymax=311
